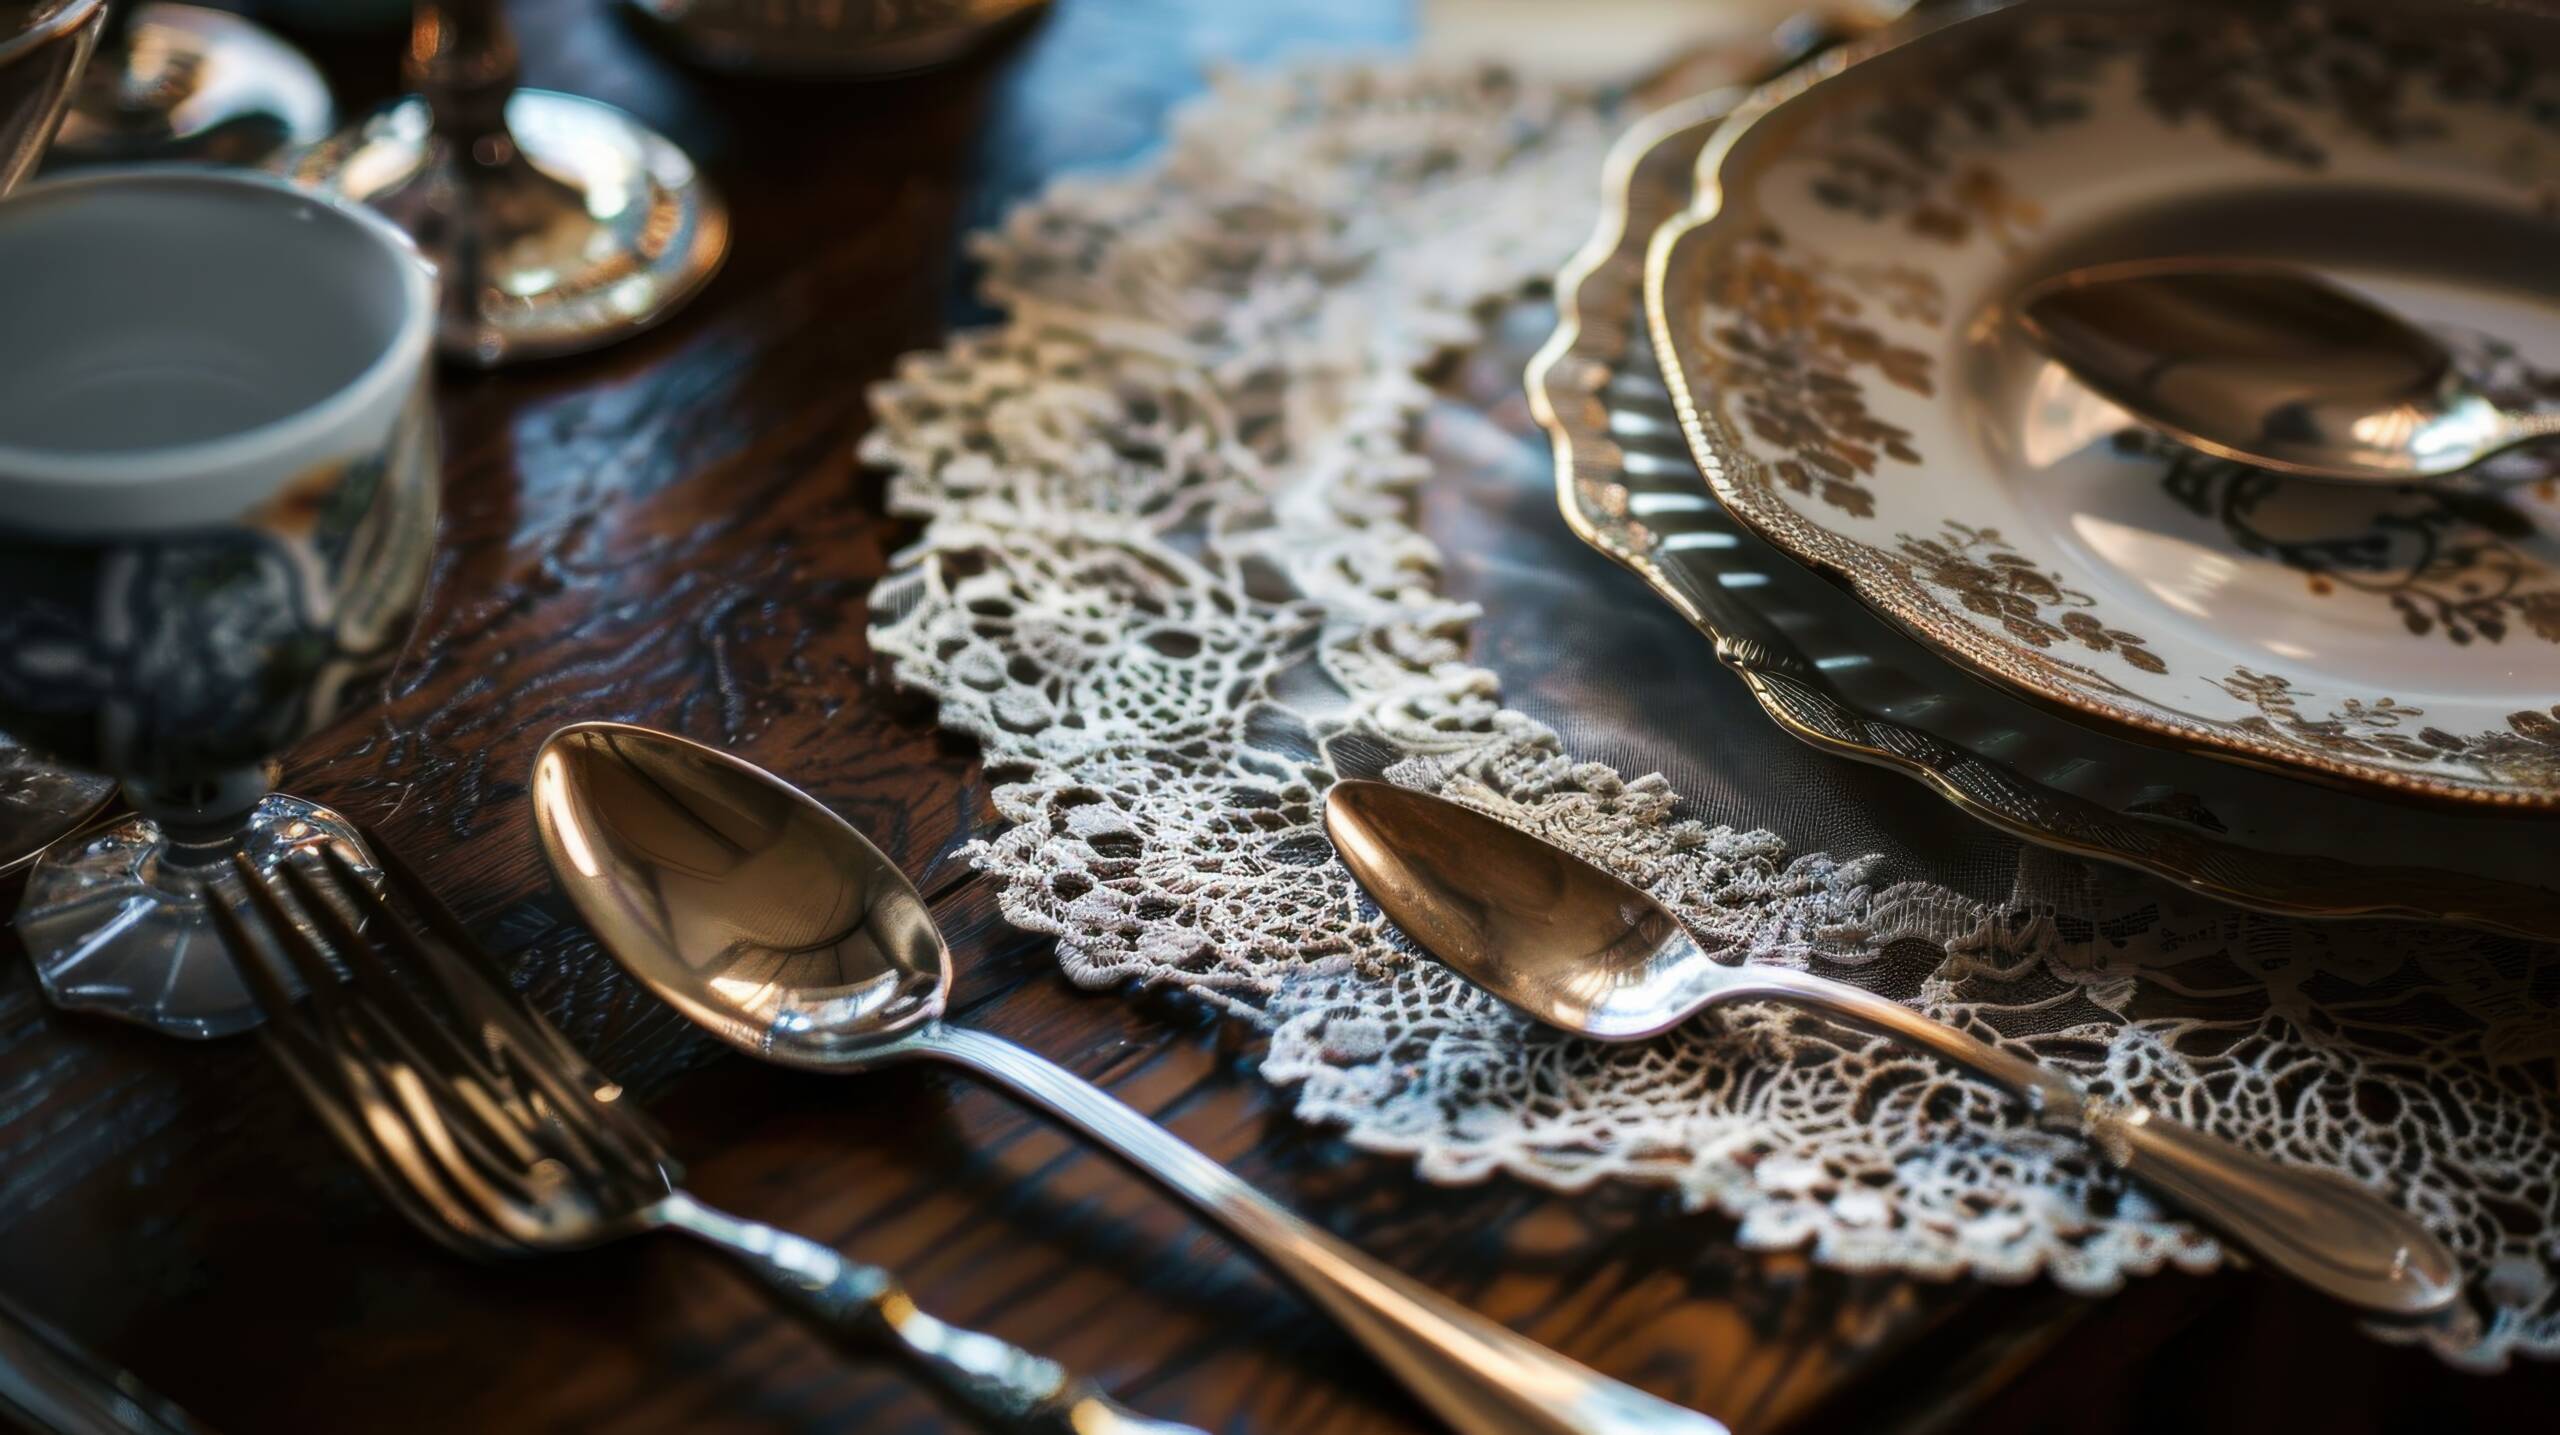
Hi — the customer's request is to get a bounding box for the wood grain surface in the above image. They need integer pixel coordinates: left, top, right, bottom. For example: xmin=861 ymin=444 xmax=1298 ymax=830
xmin=0 ymin=2 xmax=2553 ymax=1431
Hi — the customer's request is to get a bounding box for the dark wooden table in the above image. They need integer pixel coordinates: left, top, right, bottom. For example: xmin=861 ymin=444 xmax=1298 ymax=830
xmin=4 ymin=2 xmax=2554 ymax=1430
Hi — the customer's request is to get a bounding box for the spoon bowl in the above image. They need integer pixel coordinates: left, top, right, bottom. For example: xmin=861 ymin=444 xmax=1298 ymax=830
xmin=2014 ymin=258 xmax=2560 ymax=483
xmin=1318 ymin=775 xmax=1754 ymax=1041
xmin=1322 ymin=778 xmax=2462 ymax=1321
xmin=530 ymin=722 xmax=947 ymax=1064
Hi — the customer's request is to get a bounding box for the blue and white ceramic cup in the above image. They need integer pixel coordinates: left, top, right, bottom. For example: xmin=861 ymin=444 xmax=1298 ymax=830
xmin=0 ymin=168 xmax=439 ymax=1038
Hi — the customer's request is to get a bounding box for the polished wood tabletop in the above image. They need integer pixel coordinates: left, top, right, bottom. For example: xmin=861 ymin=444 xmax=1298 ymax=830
xmin=2 ymin=3 xmax=2553 ymax=1431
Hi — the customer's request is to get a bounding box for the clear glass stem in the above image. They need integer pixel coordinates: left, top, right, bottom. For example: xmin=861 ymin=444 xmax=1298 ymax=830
xmin=123 ymin=761 xmax=274 ymax=844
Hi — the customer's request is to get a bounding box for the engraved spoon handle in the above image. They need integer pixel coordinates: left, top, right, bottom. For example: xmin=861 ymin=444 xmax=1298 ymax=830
xmin=1750 ymin=965 xmax=2460 ymax=1318
xmin=911 ymin=1023 xmax=1727 ymax=1435
xmin=650 ymin=1190 xmax=1199 ymax=1435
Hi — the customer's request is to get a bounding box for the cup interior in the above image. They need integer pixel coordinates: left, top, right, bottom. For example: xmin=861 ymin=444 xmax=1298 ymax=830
xmin=0 ymin=172 xmax=422 ymax=454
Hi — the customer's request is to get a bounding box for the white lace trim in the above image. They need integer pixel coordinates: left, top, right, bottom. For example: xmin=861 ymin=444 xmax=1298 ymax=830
xmin=863 ymin=61 xmax=2556 ymax=1370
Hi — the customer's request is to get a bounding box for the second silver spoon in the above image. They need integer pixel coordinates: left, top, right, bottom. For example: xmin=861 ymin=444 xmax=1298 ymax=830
xmin=1322 ymin=778 xmax=2460 ymax=1321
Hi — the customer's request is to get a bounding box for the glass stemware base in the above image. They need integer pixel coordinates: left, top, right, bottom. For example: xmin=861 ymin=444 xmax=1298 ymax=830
xmin=15 ymin=793 xmax=377 ymax=1039
xmin=46 ymin=3 xmax=333 ymax=168
xmin=286 ymin=88 xmax=728 ymax=368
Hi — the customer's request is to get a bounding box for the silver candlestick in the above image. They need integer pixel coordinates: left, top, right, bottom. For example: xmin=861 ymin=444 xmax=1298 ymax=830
xmin=287 ymin=0 xmax=728 ymax=367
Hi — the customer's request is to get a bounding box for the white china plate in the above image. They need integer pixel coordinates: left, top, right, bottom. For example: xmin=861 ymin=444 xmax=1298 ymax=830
xmin=1649 ymin=0 xmax=2560 ymax=808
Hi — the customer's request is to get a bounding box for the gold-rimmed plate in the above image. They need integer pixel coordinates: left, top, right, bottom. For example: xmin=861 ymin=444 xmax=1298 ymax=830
xmin=1535 ymin=82 xmax=2560 ymax=935
xmin=1647 ymin=0 xmax=2560 ymax=808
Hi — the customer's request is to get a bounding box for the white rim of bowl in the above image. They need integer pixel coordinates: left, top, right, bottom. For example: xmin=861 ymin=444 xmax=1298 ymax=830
xmin=0 ymin=167 xmax=436 ymax=492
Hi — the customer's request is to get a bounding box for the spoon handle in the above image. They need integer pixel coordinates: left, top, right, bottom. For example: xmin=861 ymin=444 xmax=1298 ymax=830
xmin=1749 ymin=967 xmax=2460 ymax=1319
xmin=2503 ymin=409 xmax=2560 ymax=445
xmin=914 ymin=1024 xmax=1727 ymax=1435
xmin=651 ymin=1189 xmax=1200 ymax=1435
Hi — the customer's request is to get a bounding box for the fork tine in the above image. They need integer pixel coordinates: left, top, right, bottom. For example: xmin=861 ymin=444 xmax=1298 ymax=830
xmin=209 ymin=886 xmax=505 ymax=1258
xmin=274 ymin=851 xmax=488 ymax=1065
xmin=296 ymin=844 xmax=680 ymax=1238
xmin=331 ymin=1020 xmax=555 ymax=1254
xmin=339 ymin=839 xmax=675 ymax=1189
xmin=226 ymin=852 xmax=347 ymax=1012
xmin=279 ymin=1023 xmax=495 ymax=1259
xmin=222 ymin=852 xmax=630 ymax=1258
xmin=299 ymin=845 xmax=657 ymax=1197
xmin=268 ymin=856 xmax=584 ymax=1190
xmin=358 ymin=838 xmax=637 ymax=1106
xmin=356 ymin=1030 xmax=582 ymax=1251
xmin=204 ymin=893 xmax=308 ymax=1040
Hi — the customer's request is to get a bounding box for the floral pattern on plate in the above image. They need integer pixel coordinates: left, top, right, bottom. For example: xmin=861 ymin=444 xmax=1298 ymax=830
xmin=1651 ymin=0 xmax=2560 ymax=805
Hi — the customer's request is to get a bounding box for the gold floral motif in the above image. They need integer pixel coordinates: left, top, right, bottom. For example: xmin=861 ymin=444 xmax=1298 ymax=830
xmin=2129 ymin=9 xmax=2473 ymax=167
xmin=1800 ymin=23 xmax=2098 ymax=249
xmin=1891 ymin=522 xmax=2168 ymax=674
xmin=1696 ymin=226 xmax=1935 ymax=519
xmin=2213 ymin=669 xmax=2560 ymax=789
xmin=1801 ymin=7 xmax=2560 ymax=240
xmin=1812 ymin=150 xmax=2046 ymax=250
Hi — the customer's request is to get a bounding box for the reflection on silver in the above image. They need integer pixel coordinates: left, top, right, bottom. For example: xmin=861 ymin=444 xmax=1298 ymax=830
xmin=1322 ymin=778 xmax=2462 ymax=1321
xmin=532 ymin=721 xmax=1724 ymax=1435
xmin=287 ymin=2 xmax=727 ymax=367
xmin=0 ymin=386 xmax=435 ymax=1037
xmin=47 ymin=2 xmax=331 ymax=168
xmin=2018 ymin=258 xmax=2560 ymax=483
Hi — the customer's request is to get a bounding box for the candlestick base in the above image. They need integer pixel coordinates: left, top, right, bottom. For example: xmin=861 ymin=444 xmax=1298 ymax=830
xmin=287 ymin=88 xmax=727 ymax=368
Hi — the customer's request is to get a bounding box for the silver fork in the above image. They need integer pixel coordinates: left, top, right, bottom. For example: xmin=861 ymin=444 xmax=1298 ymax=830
xmin=210 ymin=836 xmax=1196 ymax=1435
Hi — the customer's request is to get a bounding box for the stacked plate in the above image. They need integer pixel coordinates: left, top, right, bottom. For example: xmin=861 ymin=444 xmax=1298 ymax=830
xmin=1532 ymin=0 xmax=2560 ymax=937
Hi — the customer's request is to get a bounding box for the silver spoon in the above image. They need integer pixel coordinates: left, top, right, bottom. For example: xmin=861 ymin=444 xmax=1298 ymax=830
xmin=1321 ymin=779 xmax=2461 ymax=1321
xmin=530 ymin=720 xmax=1726 ymax=1435
xmin=2014 ymin=257 xmax=2560 ymax=483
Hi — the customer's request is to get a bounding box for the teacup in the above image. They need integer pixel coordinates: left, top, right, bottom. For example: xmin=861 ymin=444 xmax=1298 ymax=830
xmin=0 ymin=167 xmax=439 ymax=1038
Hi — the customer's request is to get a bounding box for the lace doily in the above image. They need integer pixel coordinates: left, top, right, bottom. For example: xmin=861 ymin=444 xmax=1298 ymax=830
xmin=863 ymin=61 xmax=2560 ymax=1370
